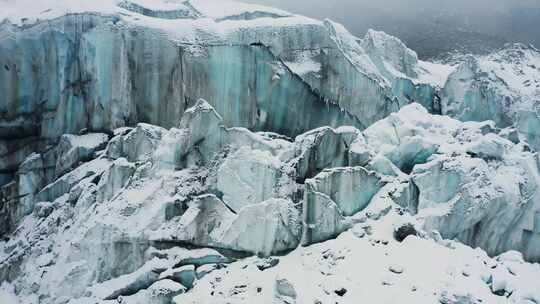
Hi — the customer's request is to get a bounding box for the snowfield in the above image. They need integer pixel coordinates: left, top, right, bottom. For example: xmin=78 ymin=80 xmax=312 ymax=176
xmin=178 ymin=214 xmax=540 ymax=304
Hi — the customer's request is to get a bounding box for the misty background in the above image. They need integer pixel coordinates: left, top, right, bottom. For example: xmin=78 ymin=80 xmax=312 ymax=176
xmin=245 ymin=0 xmax=540 ymax=60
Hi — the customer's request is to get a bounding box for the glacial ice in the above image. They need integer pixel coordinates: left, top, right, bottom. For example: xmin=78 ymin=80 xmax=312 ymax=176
xmin=217 ymin=147 xmax=288 ymax=212
xmin=301 ymin=190 xmax=346 ymax=245
xmin=174 ymin=194 xmax=237 ymax=247
xmin=2 ymin=94 xmax=540 ymax=302
xmin=442 ymin=43 xmax=540 ymax=150
xmin=0 ymin=0 xmax=451 ymax=187
xmin=106 ymin=123 xmax=166 ymax=163
xmin=159 ymin=265 xmax=196 ymax=289
xmin=0 ymin=1 xmax=540 ymax=303
xmin=55 ymin=133 xmax=110 ymax=177
xmin=293 ymin=126 xmax=360 ymax=181
xmin=95 ymin=158 xmax=136 ymax=203
xmin=220 ymin=198 xmax=301 ymax=256
xmin=115 ymin=279 xmax=186 ymax=304
xmin=305 ymin=167 xmax=384 ymax=217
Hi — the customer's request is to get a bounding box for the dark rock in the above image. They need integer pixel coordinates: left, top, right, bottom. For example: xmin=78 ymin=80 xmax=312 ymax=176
xmin=334 ymin=288 xmax=347 ymax=297
xmin=256 ymin=257 xmax=280 ymax=271
xmin=394 ymin=223 xmax=418 ymax=242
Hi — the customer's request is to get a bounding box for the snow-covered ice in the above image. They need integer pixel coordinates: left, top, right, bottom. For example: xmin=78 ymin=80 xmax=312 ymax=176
xmin=1 ymin=1 xmax=540 ymax=303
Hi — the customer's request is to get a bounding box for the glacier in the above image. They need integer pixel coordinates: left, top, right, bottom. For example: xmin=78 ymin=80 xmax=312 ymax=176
xmin=442 ymin=43 xmax=540 ymax=150
xmin=0 ymin=0 xmax=540 ymax=303
xmin=2 ymin=100 xmax=540 ymax=303
xmin=0 ymin=0 xmax=452 ymax=186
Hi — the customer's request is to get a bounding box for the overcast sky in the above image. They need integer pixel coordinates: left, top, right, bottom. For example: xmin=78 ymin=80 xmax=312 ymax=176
xmin=245 ymin=0 xmax=540 ymax=59
xmin=245 ymin=0 xmax=539 ymax=19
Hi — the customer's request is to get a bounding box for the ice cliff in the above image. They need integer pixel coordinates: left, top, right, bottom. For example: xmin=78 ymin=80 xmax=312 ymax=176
xmin=0 ymin=0 xmax=540 ymax=303
xmin=2 ymin=99 xmax=540 ymax=303
xmin=442 ymin=43 xmax=540 ymax=150
xmin=0 ymin=0 xmax=451 ymax=186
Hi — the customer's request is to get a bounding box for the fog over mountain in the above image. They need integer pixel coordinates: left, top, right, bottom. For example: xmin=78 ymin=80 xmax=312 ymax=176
xmin=246 ymin=0 xmax=540 ymax=59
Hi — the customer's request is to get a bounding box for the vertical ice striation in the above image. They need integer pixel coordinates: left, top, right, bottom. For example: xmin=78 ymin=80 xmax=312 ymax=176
xmin=0 ymin=0 xmax=450 ymax=182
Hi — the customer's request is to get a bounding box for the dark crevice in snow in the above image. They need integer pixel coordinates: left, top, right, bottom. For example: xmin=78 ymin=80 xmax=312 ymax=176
xmin=147 ymin=240 xmax=251 ymax=267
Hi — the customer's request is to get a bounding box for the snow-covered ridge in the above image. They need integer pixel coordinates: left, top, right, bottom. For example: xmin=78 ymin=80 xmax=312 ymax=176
xmin=117 ymin=0 xmax=202 ymax=20
xmin=0 ymin=0 xmax=445 ymax=91
xmin=0 ymin=0 xmax=294 ymax=27
xmin=479 ymin=43 xmax=540 ymax=102
xmin=442 ymin=42 xmax=540 ymax=150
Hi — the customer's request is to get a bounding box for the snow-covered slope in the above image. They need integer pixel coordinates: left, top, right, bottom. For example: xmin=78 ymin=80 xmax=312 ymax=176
xmin=1 ymin=100 xmax=539 ymax=303
xmin=179 ymin=215 xmax=540 ymax=304
xmin=1 ymin=1 xmax=540 ymax=304
xmin=442 ymin=43 xmax=540 ymax=150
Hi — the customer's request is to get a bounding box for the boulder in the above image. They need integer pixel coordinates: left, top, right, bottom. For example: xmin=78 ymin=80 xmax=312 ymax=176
xmin=274 ymin=276 xmax=297 ymax=303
